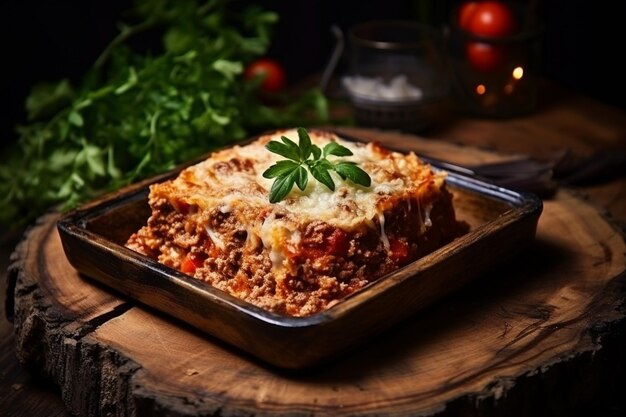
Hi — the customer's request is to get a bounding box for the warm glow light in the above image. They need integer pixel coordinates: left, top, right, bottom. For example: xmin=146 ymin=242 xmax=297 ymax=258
xmin=475 ymin=84 xmax=486 ymax=95
xmin=503 ymin=84 xmax=514 ymax=94
xmin=512 ymin=66 xmax=524 ymax=80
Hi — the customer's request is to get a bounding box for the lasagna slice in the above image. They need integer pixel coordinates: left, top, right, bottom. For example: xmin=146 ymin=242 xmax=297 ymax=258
xmin=125 ymin=129 xmax=467 ymax=317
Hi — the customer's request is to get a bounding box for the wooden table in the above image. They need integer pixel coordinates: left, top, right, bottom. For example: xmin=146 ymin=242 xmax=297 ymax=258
xmin=2 ymin=80 xmax=626 ymax=417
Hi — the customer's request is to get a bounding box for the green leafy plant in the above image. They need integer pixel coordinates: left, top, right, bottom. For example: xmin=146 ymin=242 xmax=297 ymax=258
xmin=0 ymin=0 xmax=330 ymax=229
xmin=263 ymin=127 xmax=371 ymax=203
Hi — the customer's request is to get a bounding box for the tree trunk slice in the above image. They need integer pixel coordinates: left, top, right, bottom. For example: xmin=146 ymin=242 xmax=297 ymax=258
xmin=6 ymin=128 xmax=626 ymax=417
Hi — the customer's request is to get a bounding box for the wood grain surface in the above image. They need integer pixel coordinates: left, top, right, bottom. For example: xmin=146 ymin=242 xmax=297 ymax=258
xmin=6 ymin=127 xmax=626 ymax=417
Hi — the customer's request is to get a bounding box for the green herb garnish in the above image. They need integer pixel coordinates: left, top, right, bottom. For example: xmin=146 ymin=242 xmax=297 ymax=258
xmin=262 ymin=128 xmax=371 ymax=203
xmin=0 ymin=0 xmax=330 ymax=230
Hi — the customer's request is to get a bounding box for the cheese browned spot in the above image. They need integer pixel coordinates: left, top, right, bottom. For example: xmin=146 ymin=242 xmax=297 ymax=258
xmin=125 ymin=129 xmax=468 ymax=317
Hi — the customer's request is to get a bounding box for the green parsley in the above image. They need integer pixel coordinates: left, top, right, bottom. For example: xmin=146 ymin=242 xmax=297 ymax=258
xmin=0 ymin=0 xmax=331 ymax=230
xmin=262 ymin=128 xmax=371 ymax=203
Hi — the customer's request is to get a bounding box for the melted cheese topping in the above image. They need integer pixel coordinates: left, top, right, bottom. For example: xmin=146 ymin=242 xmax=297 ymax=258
xmin=173 ymin=130 xmax=441 ymax=218
xmin=151 ymin=129 xmax=445 ymax=268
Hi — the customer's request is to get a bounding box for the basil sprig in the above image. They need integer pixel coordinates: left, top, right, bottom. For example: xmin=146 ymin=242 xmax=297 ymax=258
xmin=262 ymin=128 xmax=371 ymax=203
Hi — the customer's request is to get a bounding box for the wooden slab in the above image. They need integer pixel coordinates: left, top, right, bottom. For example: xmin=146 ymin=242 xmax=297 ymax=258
xmin=6 ymin=130 xmax=626 ymax=417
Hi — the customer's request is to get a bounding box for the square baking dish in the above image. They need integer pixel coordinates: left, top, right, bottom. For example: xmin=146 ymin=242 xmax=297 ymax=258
xmin=57 ymin=135 xmax=542 ymax=369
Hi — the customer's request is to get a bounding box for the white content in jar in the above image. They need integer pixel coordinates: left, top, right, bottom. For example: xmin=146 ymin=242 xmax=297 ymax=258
xmin=341 ymin=74 xmax=423 ymax=101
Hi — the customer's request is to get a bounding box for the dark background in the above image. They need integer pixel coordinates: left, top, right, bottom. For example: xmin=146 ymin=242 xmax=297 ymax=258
xmin=2 ymin=0 xmax=625 ymax=150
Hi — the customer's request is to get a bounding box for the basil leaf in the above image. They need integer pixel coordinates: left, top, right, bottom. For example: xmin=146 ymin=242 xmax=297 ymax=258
xmin=310 ymin=164 xmax=335 ymax=191
xmin=280 ymin=135 xmax=299 ymax=151
xmin=294 ymin=165 xmax=308 ymax=190
xmin=334 ymin=162 xmax=371 ymax=187
xmin=297 ymin=127 xmax=312 ymax=160
xmin=263 ymin=128 xmax=371 ymax=203
xmin=317 ymin=158 xmax=334 ymax=170
xmin=323 ymin=141 xmax=353 ymax=157
xmin=269 ymin=170 xmax=297 ymax=203
xmin=262 ymin=160 xmax=299 ymax=179
xmin=311 ymin=144 xmax=322 ymax=160
xmin=265 ymin=140 xmax=300 ymax=162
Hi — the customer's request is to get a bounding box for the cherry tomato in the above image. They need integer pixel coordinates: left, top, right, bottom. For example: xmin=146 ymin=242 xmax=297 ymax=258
xmin=465 ymin=42 xmax=505 ymax=72
xmin=465 ymin=41 xmax=507 ymax=72
xmin=244 ymin=58 xmax=286 ymax=92
xmin=457 ymin=1 xmax=479 ymax=30
xmin=457 ymin=1 xmax=518 ymax=37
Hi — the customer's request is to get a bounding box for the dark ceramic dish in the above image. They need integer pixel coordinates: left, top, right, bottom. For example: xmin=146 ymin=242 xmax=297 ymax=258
xmin=57 ymin=133 xmax=542 ymax=369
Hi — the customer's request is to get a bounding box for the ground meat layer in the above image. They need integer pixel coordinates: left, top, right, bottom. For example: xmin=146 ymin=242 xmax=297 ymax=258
xmin=126 ymin=188 xmax=467 ymax=317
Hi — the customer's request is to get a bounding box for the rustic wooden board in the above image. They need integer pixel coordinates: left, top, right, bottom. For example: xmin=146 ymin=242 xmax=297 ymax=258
xmin=7 ymin=129 xmax=626 ymax=417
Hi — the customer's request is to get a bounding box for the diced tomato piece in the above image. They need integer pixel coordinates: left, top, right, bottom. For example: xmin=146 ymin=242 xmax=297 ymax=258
xmin=327 ymin=229 xmax=349 ymax=256
xmin=298 ymin=245 xmax=322 ymax=260
xmin=204 ymin=238 xmax=222 ymax=258
xmin=180 ymin=253 xmax=203 ymax=274
xmin=208 ymin=246 xmax=221 ymax=258
xmin=389 ymin=238 xmax=410 ymax=264
xmin=300 ymin=228 xmax=350 ymax=259
xmin=171 ymin=198 xmax=190 ymax=214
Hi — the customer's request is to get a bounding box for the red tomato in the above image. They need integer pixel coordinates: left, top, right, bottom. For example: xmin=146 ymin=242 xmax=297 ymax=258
xmin=181 ymin=253 xmax=203 ymax=274
xmin=326 ymin=229 xmax=349 ymax=256
xmin=244 ymin=58 xmax=286 ymax=92
xmin=389 ymin=238 xmax=410 ymax=264
xmin=457 ymin=1 xmax=479 ymax=30
xmin=457 ymin=1 xmax=518 ymax=37
xmin=465 ymin=41 xmax=507 ymax=72
xmin=298 ymin=228 xmax=349 ymax=259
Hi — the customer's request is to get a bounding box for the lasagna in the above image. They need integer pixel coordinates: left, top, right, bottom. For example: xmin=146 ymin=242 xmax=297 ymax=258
xmin=125 ymin=129 xmax=467 ymax=317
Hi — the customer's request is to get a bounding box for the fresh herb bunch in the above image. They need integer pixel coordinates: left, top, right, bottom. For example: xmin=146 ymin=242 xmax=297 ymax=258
xmin=0 ymin=0 xmax=329 ymax=229
xmin=263 ymin=128 xmax=371 ymax=203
